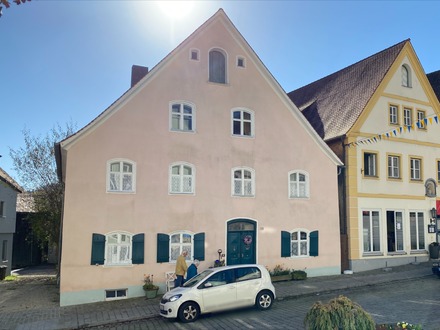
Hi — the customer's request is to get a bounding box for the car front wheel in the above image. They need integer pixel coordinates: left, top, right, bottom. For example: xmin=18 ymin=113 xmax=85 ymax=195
xmin=256 ymin=291 xmax=273 ymax=310
xmin=178 ymin=302 xmax=200 ymax=322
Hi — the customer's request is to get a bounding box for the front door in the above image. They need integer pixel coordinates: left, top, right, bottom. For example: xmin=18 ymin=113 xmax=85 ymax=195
xmin=227 ymin=219 xmax=256 ymax=265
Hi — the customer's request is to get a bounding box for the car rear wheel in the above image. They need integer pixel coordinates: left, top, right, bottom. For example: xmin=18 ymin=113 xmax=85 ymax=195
xmin=178 ymin=302 xmax=200 ymax=322
xmin=256 ymin=291 xmax=273 ymax=310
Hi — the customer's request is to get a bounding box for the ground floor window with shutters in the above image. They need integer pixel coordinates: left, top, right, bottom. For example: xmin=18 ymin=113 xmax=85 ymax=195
xmin=281 ymin=229 xmax=318 ymax=258
xmin=90 ymin=232 xmax=144 ymax=266
xmin=157 ymin=231 xmax=205 ymax=263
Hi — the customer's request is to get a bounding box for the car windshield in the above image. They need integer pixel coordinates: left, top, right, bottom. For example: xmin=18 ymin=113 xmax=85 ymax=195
xmin=183 ymin=269 xmax=213 ymax=287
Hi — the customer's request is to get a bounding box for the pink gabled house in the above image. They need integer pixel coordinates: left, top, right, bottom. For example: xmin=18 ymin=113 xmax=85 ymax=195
xmin=55 ymin=9 xmax=342 ymax=306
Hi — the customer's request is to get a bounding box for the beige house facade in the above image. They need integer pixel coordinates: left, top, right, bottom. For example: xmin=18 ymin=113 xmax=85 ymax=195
xmin=289 ymin=40 xmax=440 ymax=272
xmin=56 ymin=10 xmax=342 ymax=306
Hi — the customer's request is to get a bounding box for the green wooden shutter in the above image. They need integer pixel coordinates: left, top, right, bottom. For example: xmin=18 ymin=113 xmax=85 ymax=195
xmin=194 ymin=232 xmax=205 ymax=261
xmin=157 ymin=233 xmax=169 ymax=263
xmin=91 ymin=233 xmax=105 ymax=265
xmin=132 ymin=233 xmax=144 ymax=264
xmin=281 ymin=231 xmax=291 ymax=257
xmin=309 ymin=230 xmax=319 ymax=257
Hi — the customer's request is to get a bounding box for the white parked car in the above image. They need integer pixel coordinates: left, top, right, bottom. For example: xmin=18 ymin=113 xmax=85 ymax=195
xmin=160 ymin=264 xmax=276 ymax=322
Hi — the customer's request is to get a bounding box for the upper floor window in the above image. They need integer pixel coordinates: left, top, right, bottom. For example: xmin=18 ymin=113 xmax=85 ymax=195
xmin=190 ymin=49 xmax=199 ymax=61
xmin=170 ymin=102 xmax=195 ymax=132
xmin=237 ymin=56 xmax=245 ymax=68
xmin=387 ymin=155 xmax=401 ymax=179
xmin=402 ymin=64 xmax=412 ymax=87
xmin=107 ymin=160 xmax=135 ymax=192
xmin=232 ymin=167 xmax=255 ymax=197
xmin=232 ymin=109 xmax=254 ymax=137
xmin=363 ymin=152 xmax=377 ymax=177
xmin=410 ymin=157 xmax=422 ymax=181
xmin=0 ymin=201 xmax=4 ymax=217
xmin=417 ymin=110 xmax=426 ymax=129
xmin=170 ymin=163 xmax=195 ymax=194
xmin=437 ymin=161 xmax=440 ymax=182
xmin=403 ymin=107 xmax=412 ymax=126
xmin=389 ymin=105 xmax=399 ymax=125
xmin=209 ymin=49 xmax=226 ymax=84
xmin=289 ymin=170 xmax=310 ymax=198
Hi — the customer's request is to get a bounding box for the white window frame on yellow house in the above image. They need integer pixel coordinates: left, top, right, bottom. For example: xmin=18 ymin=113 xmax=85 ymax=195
xmin=409 ymin=156 xmax=423 ymax=182
xmin=401 ymin=64 xmax=412 ymax=88
xmin=362 ymin=209 xmax=381 ymax=255
xmin=389 ymin=104 xmax=399 ymax=126
xmin=387 ymin=153 xmax=402 ymax=181
xmin=436 ymin=159 xmax=440 ymax=183
xmin=416 ymin=109 xmax=427 ymax=130
xmin=362 ymin=150 xmax=379 ymax=179
xmin=403 ymin=106 xmax=413 ymax=127
xmin=409 ymin=211 xmax=425 ymax=251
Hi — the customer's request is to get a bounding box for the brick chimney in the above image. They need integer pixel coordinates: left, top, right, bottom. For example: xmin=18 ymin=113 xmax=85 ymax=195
xmin=131 ymin=65 xmax=149 ymax=87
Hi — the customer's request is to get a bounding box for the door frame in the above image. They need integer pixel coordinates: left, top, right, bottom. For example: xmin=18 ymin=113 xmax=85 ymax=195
xmin=226 ymin=218 xmax=257 ymax=265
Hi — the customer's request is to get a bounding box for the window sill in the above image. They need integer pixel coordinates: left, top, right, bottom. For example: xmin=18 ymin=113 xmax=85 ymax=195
xmin=410 ymin=250 xmax=428 ymax=255
xmin=107 ymin=190 xmax=136 ymax=194
xmin=363 ymin=175 xmax=379 ymax=180
xmin=232 ymin=195 xmax=255 ymax=198
xmin=387 ymin=251 xmax=407 ymax=256
xmin=362 ymin=252 xmax=384 ymax=257
xmin=103 ymin=264 xmax=134 ymax=268
xmin=410 ymin=179 xmax=423 ymax=183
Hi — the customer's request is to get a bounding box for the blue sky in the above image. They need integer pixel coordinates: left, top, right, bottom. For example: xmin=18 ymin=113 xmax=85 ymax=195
xmin=1 ymin=0 xmax=439 ymax=187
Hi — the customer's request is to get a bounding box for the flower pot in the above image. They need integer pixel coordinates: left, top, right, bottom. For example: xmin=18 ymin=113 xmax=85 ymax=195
xmin=270 ymin=274 xmax=291 ymax=282
xmin=145 ymin=288 xmax=158 ymax=299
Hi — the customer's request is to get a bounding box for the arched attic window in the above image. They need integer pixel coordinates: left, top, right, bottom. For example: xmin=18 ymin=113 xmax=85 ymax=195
xmin=209 ymin=49 xmax=226 ymax=84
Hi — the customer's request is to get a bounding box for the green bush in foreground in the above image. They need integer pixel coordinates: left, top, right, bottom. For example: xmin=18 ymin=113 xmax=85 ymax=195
xmin=304 ymin=295 xmax=375 ymax=330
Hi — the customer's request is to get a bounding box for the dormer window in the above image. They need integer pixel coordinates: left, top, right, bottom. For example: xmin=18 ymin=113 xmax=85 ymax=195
xmin=402 ymin=64 xmax=412 ymax=87
xmin=209 ymin=49 xmax=226 ymax=84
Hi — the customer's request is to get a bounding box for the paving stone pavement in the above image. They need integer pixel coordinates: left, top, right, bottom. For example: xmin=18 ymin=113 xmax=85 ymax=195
xmin=0 ymin=262 xmax=434 ymax=330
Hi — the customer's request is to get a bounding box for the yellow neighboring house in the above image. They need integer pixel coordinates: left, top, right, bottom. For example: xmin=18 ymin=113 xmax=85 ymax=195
xmin=289 ymin=40 xmax=440 ymax=272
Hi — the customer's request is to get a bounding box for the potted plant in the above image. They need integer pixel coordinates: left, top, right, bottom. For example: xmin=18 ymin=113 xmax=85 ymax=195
xmin=143 ymin=274 xmax=159 ymax=299
xmin=269 ymin=264 xmax=291 ymax=282
xmin=291 ymin=270 xmax=307 ymax=280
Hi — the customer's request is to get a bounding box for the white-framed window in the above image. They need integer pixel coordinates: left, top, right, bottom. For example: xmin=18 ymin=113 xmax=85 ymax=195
xmin=170 ymin=231 xmax=193 ymax=262
xmin=403 ymin=107 xmax=412 ymax=126
xmin=237 ymin=56 xmax=245 ymax=68
xmin=232 ymin=167 xmax=255 ymax=197
xmin=410 ymin=157 xmax=422 ymax=181
xmin=105 ymin=289 xmax=128 ymax=300
xmin=169 ymin=162 xmax=195 ymax=194
xmin=190 ymin=48 xmax=199 ymax=61
xmin=209 ymin=49 xmax=226 ymax=84
xmin=170 ymin=102 xmax=195 ymax=132
xmin=0 ymin=201 xmax=4 ymax=217
xmin=409 ymin=211 xmax=425 ymax=250
xmin=105 ymin=232 xmax=132 ymax=266
xmin=363 ymin=152 xmax=377 ymax=177
xmin=387 ymin=155 xmax=400 ymax=179
xmin=232 ymin=109 xmax=254 ymax=137
xmin=290 ymin=229 xmax=309 ymax=257
xmin=417 ymin=110 xmax=426 ymax=129
xmin=389 ymin=105 xmax=399 ymax=125
xmin=288 ymin=170 xmax=309 ymax=198
xmin=107 ymin=160 xmax=136 ymax=192
xmin=362 ymin=210 xmax=381 ymax=253
xmin=402 ymin=64 xmax=412 ymax=87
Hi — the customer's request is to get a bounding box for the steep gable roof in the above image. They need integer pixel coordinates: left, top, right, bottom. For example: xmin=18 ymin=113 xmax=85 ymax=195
xmin=427 ymin=70 xmax=440 ymax=102
xmin=0 ymin=166 xmax=23 ymax=193
xmin=288 ymin=40 xmax=408 ymax=141
xmin=56 ymin=9 xmax=342 ymax=181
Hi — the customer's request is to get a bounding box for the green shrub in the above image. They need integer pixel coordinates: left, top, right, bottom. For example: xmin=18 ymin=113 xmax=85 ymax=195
xmin=4 ymin=275 xmax=18 ymax=281
xmin=291 ymin=270 xmax=307 ymax=280
xmin=304 ymin=295 xmax=375 ymax=330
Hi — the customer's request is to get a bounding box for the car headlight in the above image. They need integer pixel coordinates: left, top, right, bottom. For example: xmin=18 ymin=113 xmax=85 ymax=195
xmin=168 ymin=294 xmax=182 ymax=302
